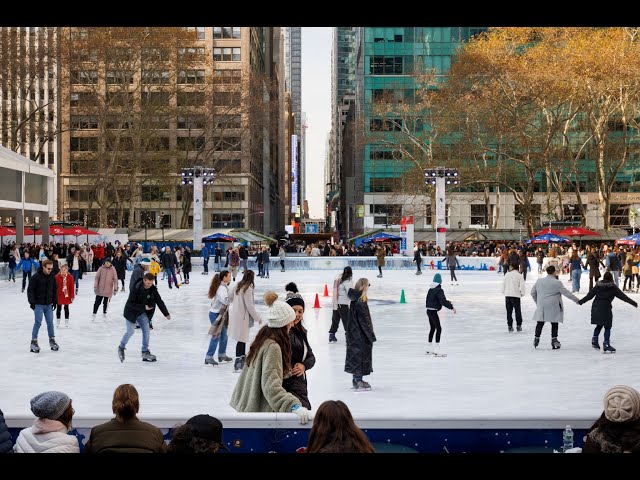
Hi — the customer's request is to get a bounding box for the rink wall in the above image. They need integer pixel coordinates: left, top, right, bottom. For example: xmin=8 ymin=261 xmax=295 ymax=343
xmin=5 ymin=415 xmax=592 ymax=453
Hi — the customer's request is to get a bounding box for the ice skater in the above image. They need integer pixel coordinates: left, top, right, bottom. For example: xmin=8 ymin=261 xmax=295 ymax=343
xmin=425 ymin=273 xmax=456 ymax=356
xmin=55 ymin=263 xmax=75 ymax=328
xmin=578 ymin=271 xmax=637 ymax=353
xmin=329 ymin=267 xmax=353 ymax=343
xmin=346 ymin=278 xmax=376 ymax=389
xmin=502 ymin=263 xmax=525 ymax=332
xmin=375 ymin=245 xmax=385 ymax=278
xmin=442 ymin=248 xmax=460 ymax=285
xmin=414 ymin=246 xmax=423 ymax=275
xmin=27 ymin=259 xmax=58 ymax=353
xmin=93 ymin=258 xmax=118 ymax=319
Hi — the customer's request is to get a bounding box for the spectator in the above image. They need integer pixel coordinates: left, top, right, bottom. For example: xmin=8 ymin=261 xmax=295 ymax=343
xmin=284 ymin=290 xmax=315 ymax=409
xmin=85 ymin=384 xmax=167 ymax=453
xmin=14 ymin=391 xmax=79 ymax=453
xmin=167 ymin=414 xmax=229 ymax=453
xmin=306 ymin=400 xmax=374 ymax=453
xmin=0 ymin=408 xmax=13 ymax=453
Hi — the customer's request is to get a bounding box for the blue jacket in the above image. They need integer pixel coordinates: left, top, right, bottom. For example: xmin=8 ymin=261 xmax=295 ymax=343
xmin=16 ymin=257 xmax=38 ymax=272
xmin=201 ymin=246 xmax=210 ymax=259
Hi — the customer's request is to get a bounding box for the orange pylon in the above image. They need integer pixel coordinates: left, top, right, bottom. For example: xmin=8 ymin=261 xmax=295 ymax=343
xmin=313 ymin=293 xmax=321 ymax=308
xmin=323 ymin=284 xmax=329 ymax=297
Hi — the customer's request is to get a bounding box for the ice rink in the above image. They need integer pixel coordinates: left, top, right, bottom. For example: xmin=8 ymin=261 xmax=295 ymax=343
xmin=2 ymin=265 xmax=640 ymax=425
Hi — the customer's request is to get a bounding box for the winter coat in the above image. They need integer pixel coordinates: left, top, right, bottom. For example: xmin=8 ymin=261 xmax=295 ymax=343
xmin=413 ymin=250 xmax=422 ymax=264
xmin=111 ymin=255 xmax=127 ymax=280
xmin=228 ymin=284 xmax=262 ymax=343
xmin=345 ymin=288 xmax=376 ymax=376
xmin=583 ymin=417 xmax=640 ymax=453
xmin=519 ymin=254 xmax=531 ymax=274
xmin=502 ymin=270 xmax=526 ymax=298
xmin=283 ymin=325 xmax=315 ymax=410
xmin=578 ymin=280 xmax=637 ymax=328
xmin=536 ymin=251 xmax=545 ymax=264
xmin=530 ymin=274 xmax=579 ymax=323
xmin=230 ymin=250 xmax=240 ymax=267
xmin=27 ymin=267 xmax=57 ymax=307
xmin=605 ymin=252 xmax=621 ymax=271
xmin=13 ymin=419 xmax=79 ymax=453
xmin=336 ymin=279 xmax=353 ymax=307
xmin=123 ymin=280 xmax=169 ymax=323
xmin=55 ymin=273 xmax=75 ymax=305
xmin=16 ymin=257 xmax=38 ymax=273
xmin=586 ymin=252 xmax=604 ymax=278
xmin=160 ymin=251 xmax=175 ymax=269
xmin=94 ymin=265 xmax=118 ymax=299
xmin=229 ymin=338 xmax=301 ymax=413
xmin=425 ymin=284 xmax=454 ymax=311
xmin=84 ymin=418 xmax=167 ymax=454
xmin=201 ymin=246 xmax=210 ymax=259
xmin=376 ymin=248 xmax=385 ymax=267
xmin=542 ymin=257 xmax=561 ymax=276
xmin=182 ymin=250 xmax=192 ymax=274
xmin=0 ymin=408 xmax=12 ymax=453
xmin=129 ymin=264 xmax=145 ymax=291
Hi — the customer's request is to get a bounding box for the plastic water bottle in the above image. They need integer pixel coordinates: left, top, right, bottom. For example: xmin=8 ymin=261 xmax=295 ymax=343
xmin=562 ymin=425 xmax=574 ymax=452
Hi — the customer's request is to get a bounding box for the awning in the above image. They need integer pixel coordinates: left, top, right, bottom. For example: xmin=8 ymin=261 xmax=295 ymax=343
xmin=347 ymin=229 xmax=383 ymax=242
xmin=231 ymin=229 xmax=276 ymax=244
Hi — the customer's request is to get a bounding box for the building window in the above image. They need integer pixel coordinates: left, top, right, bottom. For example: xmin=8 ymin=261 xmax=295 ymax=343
xmin=70 ymin=137 xmax=99 ymax=152
xmin=212 ymin=69 xmax=241 ymax=84
xmin=142 ymin=70 xmax=171 ymax=84
xmin=369 ymin=56 xmax=403 ymax=75
xmin=187 ymin=27 xmax=205 ymax=40
xmin=211 ymin=213 xmax=245 ymax=228
xmin=177 ymin=136 xmax=205 ymax=151
xmin=216 ymin=159 xmax=242 ymax=174
xmin=178 ymin=47 xmax=206 ymax=61
xmin=214 ymin=27 xmax=241 ymax=39
xmin=369 ymin=178 xmax=396 ymax=192
xmin=106 ymin=70 xmax=134 ymax=85
xmin=148 ymin=137 xmax=170 ymax=151
xmin=141 ymin=185 xmax=164 ymax=202
xmin=142 ymin=48 xmax=170 ymax=62
xmin=177 ymin=115 xmax=206 ymax=129
xmin=212 ymin=137 xmax=241 ymax=151
xmin=106 ymin=91 xmax=133 ymax=107
xmin=142 ymin=91 xmax=171 ymax=106
xmin=212 ymin=191 xmax=245 ymax=201
xmin=610 ymin=204 xmax=630 ymax=227
xmin=177 ymin=70 xmax=205 ymax=84
xmin=177 ymin=92 xmax=204 ymax=106
xmin=71 ymin=70 xmax=98 ymax=84
xmin=470 ymin=204 xmax=487 ymax=226
xmin=70 ymin=92 xmax=98 ymax=107
xmin=215 ymin=115 xmax=241 ymax=129
xmin=70 ymin=116 xmax=98 ymax=130
xmin=213 ymin=48 xmax=241 ymax=62
xmin=213 ymin=91 xmax=241 ymax=106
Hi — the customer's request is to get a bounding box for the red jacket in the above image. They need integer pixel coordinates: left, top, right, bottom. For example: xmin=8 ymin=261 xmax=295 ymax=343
xmin=55 ymin=273 xmax=75 ymax=305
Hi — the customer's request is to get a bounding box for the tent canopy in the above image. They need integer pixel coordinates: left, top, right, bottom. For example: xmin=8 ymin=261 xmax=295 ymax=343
xmin=363 ymin=232 xmax=402 ymax=243
xmin=203 ymin=233 xmax=238 ymax=242
xmin=526 ymin=233 xmax=571 ymax=244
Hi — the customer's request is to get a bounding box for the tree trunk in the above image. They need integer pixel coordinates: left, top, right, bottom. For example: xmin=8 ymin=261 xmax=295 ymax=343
xmin=596 ymin=143 xmax=610 ymax=230
xmin=492 ymin=188 xmax=500 ymax=230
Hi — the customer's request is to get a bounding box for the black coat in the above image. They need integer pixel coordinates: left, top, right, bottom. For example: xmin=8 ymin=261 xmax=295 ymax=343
xmin=112 ymin=256 xmax=127 ymax=280
xmin=27 ymin=267 xmax=57 ymax=307
xmin=283 ymin=326 xmax=315 ymax=409
xmin=123 ymin=280 xmax=169 ymax=323
xmin=425 ymin=284 xmax=453 ymax=311
xmin=344 ymin=289 xmax=376 ymax=376
xmin=182 ymin=250 xmax=192 ymax=274
xmin=578 ymin=281 xmax=637 ymax=328
xmin=0 ymin=408 xmax=13 ymax=453
xmin=586 ymin=252 xmax=604 ymax=278
xmin=160 ymin=251 xmax=175 ymax=269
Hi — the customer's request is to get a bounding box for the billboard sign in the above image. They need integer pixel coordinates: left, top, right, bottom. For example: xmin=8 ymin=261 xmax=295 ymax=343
xmin=291 ymin=135 xmax=298 ymax=213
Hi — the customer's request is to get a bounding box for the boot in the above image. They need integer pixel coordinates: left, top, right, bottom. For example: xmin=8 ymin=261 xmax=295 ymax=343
xmin=329 ymin=333 xmax=337 ymax=343
xmin=352 ymin=379 xmax=371 ymax=390
xmin=533 ymin=336 xmax=540 ymax=348
xmin=551 ymin=337 xmax=561 ymax=350
xmin=204 ymin=355 xmax=218 ymax=366
xmin=141 ymin=350 xmax=156 ymax=362
xmin=592 ymin=336 xmax=600 ymax=350
xmin=603 ymin=342 xmax=616 ymax=353
xmin=30 ymin=339 xmax=40 ymax=353
xmin=49 ymin=337 xmax=59 ymax=351
xmin=118 ymin=346 xmax=125 ymax=362
xmin=218 ymin=354 xmax=233 ymax=363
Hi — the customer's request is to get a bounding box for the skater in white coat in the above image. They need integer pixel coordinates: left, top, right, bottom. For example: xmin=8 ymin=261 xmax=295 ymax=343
xmin=228 ymin=270 xmax=262 ymax=372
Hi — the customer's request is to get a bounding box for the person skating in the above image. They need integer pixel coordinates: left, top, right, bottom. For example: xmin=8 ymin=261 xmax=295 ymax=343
xmin=112 ymin=249 xmax=127 ymax=292
xmin=345 ymin=278 xmax=376 ymax=390
xmin=228 ymin=270 xmax=262 ymax=371
xmin=531 ymin=265 xmax=580 ymax=350
xmin=119 ymin=272 xmax=170 ymax=362
xmin=201 ymin=243 xmax=210 ymax=275
xmin=93 ymin=258 xmax=118 ymax=320
xmin=16 ymin=251 xmax=38 ymax=293
xmin=329 ymin=267 xmax=352 ymax=343
xmin=375 ymin=245 xmax=385 ymax=278
xmin=27 ymin=259 xmax=58 ymax=353
xmin=425 ymin=273 xmax=456 ymax=356
xmin=128 ymin=257 xmax=149 ymax=291
xmin=414 ymin=247 xmax=423 ymax=275
xmin=284 ymin=291 xmax=315 ymax=408
xmin=502 ymin=263 xmax=526 ymax=332
xmin=578 ymin=271 xmax=638 ymax=353
xmin=442 ymin=248 xmax=460 ymax=285
xmin=55 ymin=263 xmax=75 ymax=328
xmin=205 ymin=270 xmax=234 ymax=366
xmin=182 ymin=246 xmax=192 ymax=284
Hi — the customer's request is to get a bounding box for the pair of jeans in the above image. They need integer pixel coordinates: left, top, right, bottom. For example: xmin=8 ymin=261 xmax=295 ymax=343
xmin=203 ymin=257 xmax=209 ymax=273
xmin=571 ymin=269 xmax=581 ymax=292
xmin=165 ymin=266 xmax=177 ymax=287
xmin=120 ymin=313 xmax=151 ymax=352
xmin=71 ymin=270 xmax=80 ymax=289
xmin=263 ymin=261 xmax=269 ymax=277
xmin=32 ymin=304 xmax=54 ymax=339
xmin=8 ymin=269 xmax=15 ymax=281
xmin=593 ymin=325 xmax=611 ymax=344
xmin=206 ymin=311 xmax=228 ymax=357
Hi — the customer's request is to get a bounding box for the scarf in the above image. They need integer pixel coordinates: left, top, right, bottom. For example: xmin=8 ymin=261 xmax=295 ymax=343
xmin=61 ymin=273 xmax=69 ymax=298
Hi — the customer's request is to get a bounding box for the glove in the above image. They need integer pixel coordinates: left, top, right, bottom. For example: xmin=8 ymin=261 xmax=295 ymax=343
xmin=292 ymin=406 xmax=310 ymax=425
xmin=30 ymin=304 xmax=35 ymax=310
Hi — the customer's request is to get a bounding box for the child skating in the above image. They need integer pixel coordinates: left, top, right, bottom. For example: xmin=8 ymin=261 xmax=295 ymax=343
xmin=425 ymin=273 xmax=456 ymax=356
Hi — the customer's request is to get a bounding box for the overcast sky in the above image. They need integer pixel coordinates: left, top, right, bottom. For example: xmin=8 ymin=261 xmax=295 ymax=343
xmin=301 ymin=27 xmax=331 ymax=219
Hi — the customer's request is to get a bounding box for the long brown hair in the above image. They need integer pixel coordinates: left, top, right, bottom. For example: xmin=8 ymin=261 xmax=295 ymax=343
xmin=57 ymin=402 xmax=75 ymax=430
xmin=306 ymin=400 xmax=375 ymax=453
xmin=112 ymin=384 xmax=139 ymax=422
xmin=246 ymin=325 xmax=291 ymax=376
xmin=208 ymin=270 xmax=229 ymax=299
xmin=236 ymin=270 xmax=255 ymax=293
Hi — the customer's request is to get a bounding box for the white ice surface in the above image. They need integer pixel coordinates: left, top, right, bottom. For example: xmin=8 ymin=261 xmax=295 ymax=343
xmin=2 ymin=267 xmax=639 ymax=427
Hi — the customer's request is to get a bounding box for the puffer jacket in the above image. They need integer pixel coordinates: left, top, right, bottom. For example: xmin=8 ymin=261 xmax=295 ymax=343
xmin=13 ymin=419 xmax=79 ymax=453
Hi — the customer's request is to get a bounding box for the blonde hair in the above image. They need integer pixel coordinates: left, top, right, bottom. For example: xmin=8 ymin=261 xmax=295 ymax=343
xmin=354 ymin=278 xmax=369 ymax=302
xmin=264 ymin=290 xmax=278 ymax=306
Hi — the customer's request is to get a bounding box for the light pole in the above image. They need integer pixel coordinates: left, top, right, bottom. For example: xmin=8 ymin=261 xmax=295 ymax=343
xmin=160 ymin=211 xmax=165 ymax=248
xmin=423 ymin=167 xmax=459 ymax=251
xmin=181 ymin=166 xmax=216 ymax=248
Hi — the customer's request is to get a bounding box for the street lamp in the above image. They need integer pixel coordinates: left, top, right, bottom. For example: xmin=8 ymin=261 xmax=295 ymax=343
xmin=423 ymin=167 xmax=459 ymax=251
xmin=160 ymin=211 xmax=165 ymax=248
xmin=181 ymin=166 xmax=216 ymax=248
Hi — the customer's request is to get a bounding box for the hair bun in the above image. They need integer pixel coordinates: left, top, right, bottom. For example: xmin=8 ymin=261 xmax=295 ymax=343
xmin=264 ymin=291 xmax=278 ymax=307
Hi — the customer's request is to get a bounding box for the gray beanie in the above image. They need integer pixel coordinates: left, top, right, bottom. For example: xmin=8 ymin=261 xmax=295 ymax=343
xmin=30 ymin=391 xmax=71 ymax=420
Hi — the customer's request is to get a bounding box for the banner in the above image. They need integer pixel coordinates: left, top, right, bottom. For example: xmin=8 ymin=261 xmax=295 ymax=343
xmin=400 ymin=216 xmax=414 ymax=256
xmin=291 ymin=135 xmax=298 ymax=213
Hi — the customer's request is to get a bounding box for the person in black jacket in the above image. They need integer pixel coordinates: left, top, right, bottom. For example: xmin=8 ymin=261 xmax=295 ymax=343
xmin=160 ymin=246 xmax=178 ymax=288
xmin=284 ymin=294 xmax=315 ymax=409
xmin=182 ymin=246 xmax=192 ymax=284
xmin=118 ymin=272 xmax=170 ymax=363
xmin=345 ymin=278 xmax=376 ymax=390
xmin=112 ymin=249 xmax=128 ymax=292
xmin=0 ymin=408 xmax=13 ymax=453
xmin=27 ymin=259 xmax=59 ymax=353
xmin=413 ymin=247 xmax=423 ymax=275
xmin=425 ymin=273 xmax=456 ymax=356
xmin=578 ymin=271 xmax=637 ymax=353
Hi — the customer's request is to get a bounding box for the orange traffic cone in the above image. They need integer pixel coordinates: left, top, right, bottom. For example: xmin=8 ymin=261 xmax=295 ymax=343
xmin=323 ymin=284 xmax=329 ymax=297
xmin=313 ymin=293 xmax=321 ymax=308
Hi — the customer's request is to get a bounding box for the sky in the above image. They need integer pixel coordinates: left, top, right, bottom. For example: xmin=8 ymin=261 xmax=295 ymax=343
xmin=301 ymin=27 xmax=332 ymax=219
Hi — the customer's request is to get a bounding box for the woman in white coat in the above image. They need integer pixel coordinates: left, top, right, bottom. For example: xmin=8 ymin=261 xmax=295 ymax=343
xmin=228 ymin=270 xmax=262 ymax=372
xmin=14 ymin=391 xmax=79 ymax=453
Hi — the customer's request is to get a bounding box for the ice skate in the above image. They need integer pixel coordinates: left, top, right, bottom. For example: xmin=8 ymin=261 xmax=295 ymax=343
xmin=141 ymin=350 xmax=157 ymax=362
xmin=56 ymin=319 xmax=61 ymax=328
xmin=234 ymin=355 xmax=245 ymax=372
xmin=329 ymin=333 xmax=337 ymax=343
xmin=377 ymin=274 xmax=382 ymax=278
xmin=218 ymin=354 xmax=233 ymax=363
xmin=551 ymin=337 xmax=561 ymax=350
xmin=118 ymin=346 xmax=125 ymax=362
xmin=49 ymin=337 xmax=59 ymax=351
xmin=508 ymin=325 xmax=514 ymax=332
xmin=30 ymin=339 xmax=40 ymax=353
xmin=533 ymin=336 xmax=540 ymax=348
xmin=204 ymin=355 xmax=218 ymax=366
xmin=516 ymin=325 xmax=522 ymax=332
xmin=425 ymin=342 xmax=435 ymax=355
xmin=352 ymin=379 xmax=371 ymax=391
xmin=432 ymin=344 xmax=447 ymax=357
xmin=592 ymin=337 xmax=600 ymax=350
xmin=603 ymin=342 xmax=616 ymax=354
xmin=65 ymin=319 xmax=69 ymax=328
xmin=92 ymin=313 xmax=96 ymax=321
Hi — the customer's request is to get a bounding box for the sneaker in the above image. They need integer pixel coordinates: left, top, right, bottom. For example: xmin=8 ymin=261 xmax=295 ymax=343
xmin=603 ymin=342 xmax=616 ymax=354
xmin=118 ymin=346 xmax=125 ymax=362
xmin=49 ymin=337 xmax=59 ymax=351
xmin=329 ymin=333 xmax=337 ymax=343
xmin=218 ymin=354 xmax=233 ymax=363
xmin=551 ymin=337 xmax=561 ymax=350
xmin=533 ymin=336 xmax=540 ymax=349
xmin=30 ymin=339 xmax=40 ymax=353
xmin=204 ymin=356 xmax=218 ymax=366
xmin=142 ymin=350 xmax=157 ymax=362
xmin=592 ymin=337 xmax=600 ymax=350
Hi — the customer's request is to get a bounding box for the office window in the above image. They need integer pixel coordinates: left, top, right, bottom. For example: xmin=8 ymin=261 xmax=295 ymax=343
xmin=177 ymin=70 xmax=205 ymax=84
xmin=70 ymin=116 xmax=98 ymax=130
xmin=212 ymin=136 xmax=241 ymax=151
xmin=214 ymin=48 xmax=240 ymax=62
xmin=148 ymin=137 xmax=170 ymax=151
xmin=142 ymin=91 xmax=171 ymax=106
xmin=106 ymin=70 xmax=134 ymax=85
xmin=177 ymin=115 xmax=206 ymax=129
xmin=212 ymin=69 xmax=241 ymax=84
xmin=470 ymin=204 xmax=487 ymax=225
xmin=71 ymin=70 xmax=97 ymax=84
xmin=142 ymin=47 xmax=170 ymax=62
xmin=187 ymin=27 xmax=205 ymax=40
xmin=177 ymin=136 xmax=205 ymax=151
xmin=178 ymin=47 xmax=206 ymax=61
xmin=213 ymin=91 xmax=241 ymax=106
xmin=142 ymin=70 xmax=171 ymax=84
xmin=177 ymin=92 xmax=204 ymax=106
xmin=70 ymin=137 xmax=98 ymax=151
xmin=215 ymin=115 xmax=241 ymax=129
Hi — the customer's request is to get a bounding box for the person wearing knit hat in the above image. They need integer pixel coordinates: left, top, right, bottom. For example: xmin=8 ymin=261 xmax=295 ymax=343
xmin=167 ymin=414 xmax=230 ymax=453
xmin=345 ymin=278 xmax=376 ymax=390
xmin=230 ymin=291 xmax=310 ymax=424
xmin=285 ymin=291 xmax=315 ymax=409
xmin=13 ymin=391 xmax=79 ymax=453
xmin=583 ymin=385 xmax=640 ymax=453
xmin=425 ymin=272 xmax=456 ymax=357
xmin=129 ymin=256 xmax=150 ymax=292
